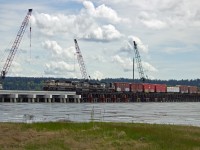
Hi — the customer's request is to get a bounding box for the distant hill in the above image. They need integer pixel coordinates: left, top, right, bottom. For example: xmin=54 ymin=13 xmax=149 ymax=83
xmin=1 ymin=77 xmax=200 ymax=90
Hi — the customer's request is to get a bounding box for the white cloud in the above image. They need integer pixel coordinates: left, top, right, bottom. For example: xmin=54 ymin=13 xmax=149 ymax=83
xmin=42 ymin=40 xmax=62 ymax=55
xmin=119 ymin=40 xmax=133 ymax=54
xmin=44 ymin=61 xmax=75 ymax=76
xmin=140 ymin=19 xmax=167 ymax=29
xmin=142 ymin=61 xmax=158 ymax=73
xmin=92 ymin=70 xmax=104 ymax=79
xmin=42 ymin=40 xmax=75 ymax=60
xmin=33 ymin=12 xmax=94 ymax=36
xmin=112 ymin=55 xmax=132 ymax=72
xmin=42 ymin=40 xmax=77 ymax=76
xmin=33 ymin=1 xmax=128 ymax=37
xmin=111 ymin=54 xmax=157 ymax=74
xmin=163 ymin=46 xmax=195 ymax=54
xmin=137 ymin=11 xmax=167 ymax=29
xmin=112 ymin=55 xmax=124 ymax=64
xmin=9 ymin=61 xmax=22 ymax=76
xmin=104 ymin=0 xmax=200 ymax=29
xmin=82 ymin=1 xmax=129 ymax=23
xmin=91 ymin=55 xmax=106 ymax=62
xmin=82 ymin=24 xmax=122 ymax=41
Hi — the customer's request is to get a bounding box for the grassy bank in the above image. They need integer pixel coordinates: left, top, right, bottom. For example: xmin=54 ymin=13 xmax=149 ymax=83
xmin=0 ymin=122 xmax=200 ymax=150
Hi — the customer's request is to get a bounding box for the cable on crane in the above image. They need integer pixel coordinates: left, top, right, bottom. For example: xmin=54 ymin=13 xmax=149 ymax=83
xmin=29 ymin=11 xmax=32 ymax=61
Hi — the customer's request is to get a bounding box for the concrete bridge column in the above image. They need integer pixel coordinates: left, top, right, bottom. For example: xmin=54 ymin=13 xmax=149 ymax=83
xmin=13 ymin=98 xmax=17 ymax=103
xmin=27 ymin=94 xmax=36 ymax=103
xmin=19 ymin=98 xmax=23 ymax=103
xmin=44 ymin=95 xmax=52 ymax=103
xmin=64 ymin=95 xmax=68 ymax=103
xmin=74 ymin=98 xmax=77 ymax=103
xmin=75 ymin=95 xmax=81 ymax=103
xmin=77 ymin=98 xmax=80 ymax=103
xmin=58 ymin=95 xmax=68 ymax=103
xmin=48 ymin=98 xmax=51 ymax=103
xmin=10 ymin=94 xmax=18 ymax=103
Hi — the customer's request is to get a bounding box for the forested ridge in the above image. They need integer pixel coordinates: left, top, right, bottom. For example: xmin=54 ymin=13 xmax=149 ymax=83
xmin=1 ymin=77 xmax=200 ymax=90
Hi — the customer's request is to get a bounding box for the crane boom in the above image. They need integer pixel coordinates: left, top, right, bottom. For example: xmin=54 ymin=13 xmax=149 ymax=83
xmin=133 ymin=41 xmax=147 ymax=82
xmin=74 ymin=39 xmax=89 ymax=80
xmin=1 ymin=9 xmax=32 ymax=79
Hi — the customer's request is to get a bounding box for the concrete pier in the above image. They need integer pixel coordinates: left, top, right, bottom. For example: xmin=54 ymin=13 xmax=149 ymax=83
xmin=0 ymin=90 xmax=80 ymax=103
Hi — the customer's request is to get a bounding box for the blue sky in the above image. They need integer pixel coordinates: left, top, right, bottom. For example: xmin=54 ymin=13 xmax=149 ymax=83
xmin=0 ymin=0 xmax=200 ymax=80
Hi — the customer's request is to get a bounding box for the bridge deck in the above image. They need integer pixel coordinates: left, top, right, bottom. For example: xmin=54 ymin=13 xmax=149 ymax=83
xmin=0 ymin=90 xmax=81 ymax=103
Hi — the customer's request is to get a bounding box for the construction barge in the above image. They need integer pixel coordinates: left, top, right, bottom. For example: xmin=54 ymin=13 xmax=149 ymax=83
xmin=80 ymin=92 xmax=200 ymax=103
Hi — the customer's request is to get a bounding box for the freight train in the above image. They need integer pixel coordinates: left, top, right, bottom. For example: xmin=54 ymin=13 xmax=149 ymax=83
xmin=43 ymin=80 xmax=198 ymax=94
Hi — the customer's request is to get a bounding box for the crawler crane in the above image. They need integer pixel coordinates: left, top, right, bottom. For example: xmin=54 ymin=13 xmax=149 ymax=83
xmin=133 ymin=41 xmax=148 ymax=82
xmin=0 ymin=9 xmax=32 ymax=89
xmin=74 ymin=39 xmax=90 ymax=81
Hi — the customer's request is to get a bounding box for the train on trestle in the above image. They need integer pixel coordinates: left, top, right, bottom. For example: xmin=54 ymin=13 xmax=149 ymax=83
xmin=43 ymin=80 xmax=199 ymax=94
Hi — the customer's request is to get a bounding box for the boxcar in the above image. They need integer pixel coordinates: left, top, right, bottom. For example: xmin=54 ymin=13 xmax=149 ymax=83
xmin=143 ymin=83 xmax=155 ymax=93
xmin=130 ymin=83 xmax=143 ymax=92
xmin=167 ymin=86 xmax=180 ymax=93
xmin=177 ymin=85 xmax=188 ymax=93
xmin=155 ymin=84 xmax=166 ymax=93
xmin=114 ymin=82 xmax=130 ymax=92
xmin=188 ymin=86 xmax=198 ymax=94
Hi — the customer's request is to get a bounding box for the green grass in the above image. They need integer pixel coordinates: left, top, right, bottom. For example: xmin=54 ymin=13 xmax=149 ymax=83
xmin=0 ymin=122 xmax=200 ymax=150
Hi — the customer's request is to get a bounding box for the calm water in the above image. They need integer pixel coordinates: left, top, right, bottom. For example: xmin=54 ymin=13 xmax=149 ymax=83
xmin=0 ymin=103 xmax=200 ymax=126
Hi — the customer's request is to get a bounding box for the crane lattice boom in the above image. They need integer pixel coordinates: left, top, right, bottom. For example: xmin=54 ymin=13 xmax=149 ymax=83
xmin=133 ymin=41 xmax=147 ymax=82
xmin=1 ymin=9 xmax=32 ymax=79
xmin=74 ymin=39 xmax=88 ymax=80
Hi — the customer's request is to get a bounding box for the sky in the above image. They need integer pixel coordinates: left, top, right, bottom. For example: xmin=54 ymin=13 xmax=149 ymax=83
xmin=0 ymin=0 xmax=200 ymax=80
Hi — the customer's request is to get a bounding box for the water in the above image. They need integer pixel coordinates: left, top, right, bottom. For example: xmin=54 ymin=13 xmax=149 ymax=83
xmin=0 ymin=103 xmax=200 ymax=127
